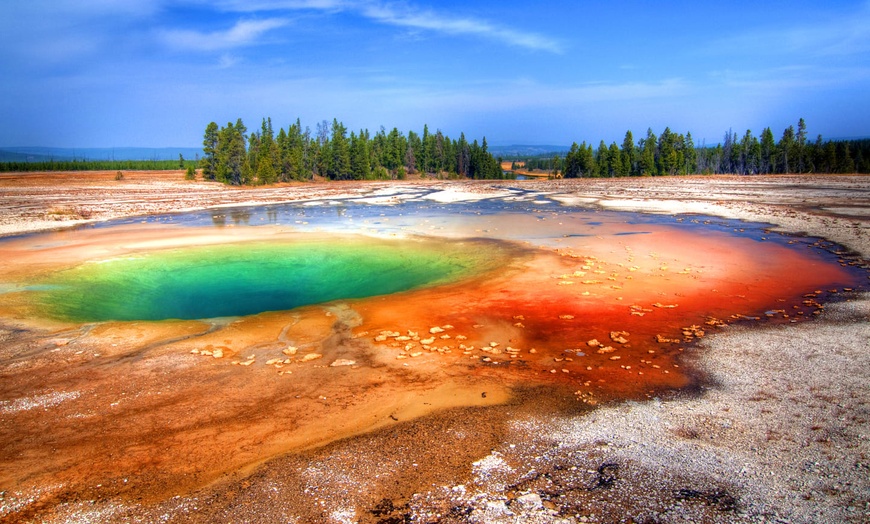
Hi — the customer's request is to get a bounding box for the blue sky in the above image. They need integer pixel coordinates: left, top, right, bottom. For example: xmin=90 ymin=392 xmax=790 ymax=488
xmin=1 ymin=0 xmax=869 ymax=148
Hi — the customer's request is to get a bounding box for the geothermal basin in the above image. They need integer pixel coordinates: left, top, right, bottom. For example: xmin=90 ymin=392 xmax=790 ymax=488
xmin=0 ymin=184 xmax=866 ymax=523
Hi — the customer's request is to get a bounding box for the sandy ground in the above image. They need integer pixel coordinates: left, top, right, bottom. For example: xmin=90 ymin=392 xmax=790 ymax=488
xmin=0 ymin=172 xmax=868 ymax=523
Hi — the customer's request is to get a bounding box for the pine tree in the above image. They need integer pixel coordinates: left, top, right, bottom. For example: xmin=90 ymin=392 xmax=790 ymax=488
xmin=838 ymin=142 xmax=855 ymax=173
xmin=327 ymin=118 xmax=350 ymax=180
xmin=683 ymin=132 xmax=697 ymax=175
xmin=406 ymin=130 xmax=421 ymax=174
xmin=796 ymin=118 xmax=808 ymax=173
xmin=457 ymin=132 xmax=470 ymax=177
xmin=779 ymin=125 xmax=795 ymax=174
xmin=594 ymin=141 xmax=607 ymax=177
xmin=387 ymin=127 xmax=404 ymax=171
xmin=564 ymin=142 xmax=581 ymax=178
xmin=246 ymin=132 xmax=259 ymax=185
xmin=225 ymin=120 xmax=249 ymax=185
xmin=621 ymin=130 xmax=636 ymax=176
xmin=350 ymin=130 xmax=371 ymax=180
xmin=276 ymin=127 xmax=289 ymax=180
xmin=760 ymin=127 xmax=776 ymax=174
xmin=640 ymin=129 xmax=657 ymax=176
xmin=434 ymin=130 xmax=446 ymax=173
xmin=256 ymin=118 xmax=279 ymax=184
xmin=608 ymin=142 xmax=621 ymax=177
xmin=200 ymin=122 xmax=219 ymax=180
xmin=420 ymin=125 xmax=432 ymax=174
xmin=658 ymin=128 xmax=677 ymax=175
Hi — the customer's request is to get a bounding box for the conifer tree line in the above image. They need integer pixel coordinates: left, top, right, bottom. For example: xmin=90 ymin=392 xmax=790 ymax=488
xmin=521 ymin=119 xmax=870 ymax=177
xmin=0 ymin=157 xmax=197 ymax=173
xmin=199 ymin=117 xmax=506 ymax=185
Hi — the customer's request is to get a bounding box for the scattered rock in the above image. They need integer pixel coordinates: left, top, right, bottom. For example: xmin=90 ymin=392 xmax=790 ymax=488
xmin=593 ymin=462 xmax=619 ymax=489
xmin=330 ymin=359 xmax=356 ymax=367
xmin=610 ymin=331 xmax=630 ymax=344
xmin=300 ymin=353 xmax=323 ymax=362
xmin=682 ymin=325 xmax=706 ymax=338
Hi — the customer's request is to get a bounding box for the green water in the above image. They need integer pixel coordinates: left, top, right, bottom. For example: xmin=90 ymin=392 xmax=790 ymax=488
xmin=35 ymin=238 xmax=500 ymax=322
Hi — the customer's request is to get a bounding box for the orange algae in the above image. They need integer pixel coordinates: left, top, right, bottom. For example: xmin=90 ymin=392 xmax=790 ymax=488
xmin=356 ymin=225 xmax=857 ymax=401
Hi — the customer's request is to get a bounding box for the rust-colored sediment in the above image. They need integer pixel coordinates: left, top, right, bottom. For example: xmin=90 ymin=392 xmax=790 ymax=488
xmin=0 ymin=219 xmax=858 ymax=520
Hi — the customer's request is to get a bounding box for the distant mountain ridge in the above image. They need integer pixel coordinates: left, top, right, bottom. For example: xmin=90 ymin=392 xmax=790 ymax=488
xmin=0 ymin=146 xmax=202 ymax=163
xmin=488 ymin=144 xmax=570 ymax=157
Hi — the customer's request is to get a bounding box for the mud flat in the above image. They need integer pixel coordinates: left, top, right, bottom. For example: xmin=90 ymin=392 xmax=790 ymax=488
xmin=0 ymin=172 xmax=868 ymax=523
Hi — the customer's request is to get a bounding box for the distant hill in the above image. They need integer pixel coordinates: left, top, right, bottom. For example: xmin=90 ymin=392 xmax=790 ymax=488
xmin=0 ymin=146 xmax=202 ymax=163
xmin=488 ymin=144 xmax=570 ymax=157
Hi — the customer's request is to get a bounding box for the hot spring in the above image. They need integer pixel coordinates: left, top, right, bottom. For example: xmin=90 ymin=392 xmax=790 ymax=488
xmin=32 ymin=237 xmax=507 ymax=322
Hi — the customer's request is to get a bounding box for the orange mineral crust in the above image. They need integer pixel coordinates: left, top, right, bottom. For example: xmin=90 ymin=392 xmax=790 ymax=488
xmin=356 ymin=224 xmax=854 ymax=400
xmin=0 ymin=215 xmax=861 ymax=518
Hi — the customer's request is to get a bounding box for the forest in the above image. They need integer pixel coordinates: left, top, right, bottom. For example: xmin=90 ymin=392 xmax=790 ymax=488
xmin=521 ymin=119 xmax=870 ymax=177
xmin=2 ymin=117 xmax=867 ymax=178
xmin=198 ymin=117 xmax=506 ymax=185
xmin=0 ymin=157 xmax=197 ymax=173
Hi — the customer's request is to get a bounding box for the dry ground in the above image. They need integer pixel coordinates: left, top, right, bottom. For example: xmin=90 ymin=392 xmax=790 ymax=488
xmin=0 ymin=172 xmax=868 ymax=523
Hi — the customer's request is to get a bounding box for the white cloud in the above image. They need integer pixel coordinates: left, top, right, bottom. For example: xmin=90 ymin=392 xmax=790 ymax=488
xmin=206 ymin=0 xmax=562 ymax=53
xmin=358 ymin=3 xmax=562 ymax=53
xmin=159 ymin=18 xmax=291 ymax=52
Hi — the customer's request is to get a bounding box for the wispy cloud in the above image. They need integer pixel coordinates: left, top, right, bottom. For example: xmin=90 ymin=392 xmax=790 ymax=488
xmin=209 ymin=0 xmax=562 ymax=53
xmin=709 ymin=65 xmax=870 ymax=93
xmin=357 ymin=3 xmax=562 ymax=53
xmin=159 ymin=18 xmax=291 ymax=52
xmin=339 ymin=77 xmax=692 ymax=117
xmin=708 ymin=3 xmax=870 ymax=59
